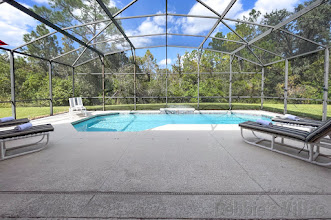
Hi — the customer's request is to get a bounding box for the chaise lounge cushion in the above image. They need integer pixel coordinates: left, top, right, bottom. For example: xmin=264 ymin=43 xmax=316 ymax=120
xmin=0 ymin=124 xmax=54 ymax=139
xmin=272 ymin=117 xmax=323 ymax=127
xmin=239 ymin=121 xmax=310 ymax=141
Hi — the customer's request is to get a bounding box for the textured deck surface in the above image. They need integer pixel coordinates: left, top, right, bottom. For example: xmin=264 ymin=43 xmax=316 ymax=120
xmin=0 ymin=111 xmax=330 ymax=219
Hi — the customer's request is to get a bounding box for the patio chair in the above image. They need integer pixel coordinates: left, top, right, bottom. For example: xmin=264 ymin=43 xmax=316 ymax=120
xmin=0 ymin=124 xmax=54 ymax=160
xmin=69 ymin=97 xmax=87 ymax=116
xmin=239 ymin=119 xmax=331 ymax=167
xmin=0 ymin=118 xmax=30 ymax=128
xmin=272 ymin=116 xmax=323 ymax=128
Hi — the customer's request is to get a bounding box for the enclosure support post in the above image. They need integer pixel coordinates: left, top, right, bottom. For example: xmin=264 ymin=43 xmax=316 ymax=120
xmin=165 ymin=0 xmax=168 ymax=107
xmin=72 ymin=67 xmax=75 ymax=97
xmin=165 ymin=59 xmax=168 ymax=107
xmin=261 ymin=67 xmax=264 ymax=110
xmin=197 ymin=50 xmax=202 ymax=110
xmin=229 ymin=55 xmax=233 ymax=110
xmin=323 ymin=48 xmax=329 ymax=121
xmin=10 ymin=51 xmax=16 ymax=119
xmin=133 ymin=49 xmax=137 ymax=110
xmin=284 ymin=59 xmax=289 ymax=114
xmin=102 ymin=56 xmax=105 ymax=111
xmin=48 ymin=61 xmax=53 ymax=116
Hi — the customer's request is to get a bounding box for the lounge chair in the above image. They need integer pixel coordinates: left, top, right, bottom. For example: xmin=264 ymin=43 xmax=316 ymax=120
xmin=272 ymin=116 xmax=323 ymax=128
xmin=69 ymin=97 xmax=87 ymax=116
xmin=239 ymin=119 xmax=331 ymax=167
xmin=0 ymin=124 xmax=54 ymax=160
xmin=0 ymin=118 xmax=29 ymax=128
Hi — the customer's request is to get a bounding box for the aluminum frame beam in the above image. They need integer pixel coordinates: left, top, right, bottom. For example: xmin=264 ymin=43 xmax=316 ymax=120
xmin=231 ymin=0 xmax=325 ymax=56
xmin=73 ymin=45 xmax=258 ymax=68
xmin=197 ymin=49 xmax=202 ymax=109
xmin=96 ymin=0 xmax=135 ymax=50
xmin=72 ymin=67 xmax=75 ymax=97
xmin=71 ymin=0 xmax=137 ymax=66
xmin=284 ymin=59 xmax=289 ymax=114
xmin=197 ymin=0 xmax=237 ymax=49
xmin=9 ymin=51 xmax=16 ymax=119
xmin=53 ymin=32 xmax=248 ymax=61
xmin=3 ymin=0 xmax=104 ymax=57
xmin=261 ymin=67 xmax=264 ymax=109
xmin=195 ymin=0 xmax=246 ymax=44
xmin=264 ymin=48 xmax=325 ymax=66
xmin=13 ymin=7 xmax=326 ymax=55
xmin=133 ymin=49 xmax=137 ymax=110
xmin=195 ymin=0 xmax=264 ymax=65
xmin=323 ymin=48 xmax=329 ymax=121
xmin=234 ymin=54 xmax=263 ymax=66
xmin=165 ymin=0 xmax=168 ymax=106
xmin=101 ymin=56 xmax=105 ymax=111
xmin=251 ymin=44 xmax=284 ymax=58
xmin=49 ymin=61 xmax=53 ymax=116
xmin=0 ymin=47 xmax=72 ymax=67
xmin=229 ymin=55 xmax=233 ymax=110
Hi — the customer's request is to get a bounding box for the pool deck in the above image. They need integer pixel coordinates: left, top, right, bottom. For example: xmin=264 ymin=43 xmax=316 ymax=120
xmin=0 ymin=110 xmax=331 ymax=219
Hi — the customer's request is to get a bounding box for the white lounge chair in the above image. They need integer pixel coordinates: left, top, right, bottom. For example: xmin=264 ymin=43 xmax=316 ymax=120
xmin=69 ymin=97 xmax=87 ymax=116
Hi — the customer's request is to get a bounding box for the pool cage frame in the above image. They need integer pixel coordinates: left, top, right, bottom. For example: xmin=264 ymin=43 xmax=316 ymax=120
xmin=0 ymin=0 xmax=329 ymax=119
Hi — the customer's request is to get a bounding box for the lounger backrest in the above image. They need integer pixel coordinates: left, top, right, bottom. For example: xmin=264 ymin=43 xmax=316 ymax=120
xmin=69 ymin=98 xmax=75 ymax=108
xmin=306 ymin=118 xmax=331 ymax=142
xmin=77 ymin=97 xmax=84 ymax=106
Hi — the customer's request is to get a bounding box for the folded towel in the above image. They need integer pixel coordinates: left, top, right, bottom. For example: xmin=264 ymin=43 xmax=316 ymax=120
xmin=15 ymin=122 xmax=32 ymax=131
xmin=0 ymin=116 xmax=15 ymax=122
xmin=256 ymin=119 xmax=272 ymax=126
xmin=285 ymin=114 xmax=300 ymax=121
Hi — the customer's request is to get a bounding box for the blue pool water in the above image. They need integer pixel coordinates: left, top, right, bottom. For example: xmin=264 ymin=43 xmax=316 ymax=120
xmin=73 ymin=113 xmax=271 ymax=132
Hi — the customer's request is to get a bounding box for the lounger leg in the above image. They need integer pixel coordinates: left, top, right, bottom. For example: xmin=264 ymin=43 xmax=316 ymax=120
xmin=316 ymin=145 xmax=320 ymax=154
xmin=0 ymin=141 xmax=5 ymax=160
xmin=308 ymin=144 xmax=314 ymax=161
xmin=271 ymin=136 xmax=275 ymax=150
xmin=45 ymin=133 xmax=49 ymax=145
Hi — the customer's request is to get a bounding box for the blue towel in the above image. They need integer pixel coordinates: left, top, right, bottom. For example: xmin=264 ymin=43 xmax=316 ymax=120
xmin=15 ymin=122 xmax=32 ymax=131
xmin=256 ymin=119 xmax=272 ymax=126
xmin=285 ymin=114 xmax=300 ymax=121
xmin=0 ymin=116 xmax=15 ymax=122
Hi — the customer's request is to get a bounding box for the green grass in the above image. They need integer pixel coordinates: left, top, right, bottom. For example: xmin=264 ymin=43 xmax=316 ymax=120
xmin=0 ymin=103 xmax=329 ymax=120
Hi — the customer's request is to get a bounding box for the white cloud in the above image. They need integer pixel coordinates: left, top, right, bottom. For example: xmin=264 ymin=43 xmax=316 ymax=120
xmin=126 ymin=13 xmax=166 ymax=48
xmin=235 ymin=0 xmax=301 ymax=22
xmin=174 ymin=0 xmax=301 ymax=36
xmin=137 ymin=17 xmax=165 ymax=35
xmin=158 ymin=58 xmax=172 ymax=66
xmin=180 ymin=0 xmax=244 ymax=35
xmin=108 ymin=0 xmax=116 ymax=8
xmin=0 ymin=3 xmax=39 ymax=47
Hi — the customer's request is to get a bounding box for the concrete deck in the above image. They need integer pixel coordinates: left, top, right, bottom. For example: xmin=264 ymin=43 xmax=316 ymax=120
xmin=0 ymin=111 xmax=331 ymax=219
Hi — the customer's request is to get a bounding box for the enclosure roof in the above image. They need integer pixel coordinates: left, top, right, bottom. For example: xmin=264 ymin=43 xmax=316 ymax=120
xmin=0 ymin=0 xmax=329 ymax=67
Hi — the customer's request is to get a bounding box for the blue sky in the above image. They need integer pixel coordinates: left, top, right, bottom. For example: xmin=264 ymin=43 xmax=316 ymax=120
xmin=0 ymin=0 xmax=305 ymax=66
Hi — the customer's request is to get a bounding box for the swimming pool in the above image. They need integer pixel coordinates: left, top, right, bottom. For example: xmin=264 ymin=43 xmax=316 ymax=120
xmin=73 ymin=113 xmax=271 ymax=132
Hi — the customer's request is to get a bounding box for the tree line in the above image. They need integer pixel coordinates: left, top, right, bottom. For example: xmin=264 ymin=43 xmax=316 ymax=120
xmin=0 ymin=0 xmax=330 ymax=107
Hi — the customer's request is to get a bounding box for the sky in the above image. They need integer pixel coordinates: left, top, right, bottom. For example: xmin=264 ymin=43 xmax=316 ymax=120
xmin=0 ymin=0 xmax=305 ymax=67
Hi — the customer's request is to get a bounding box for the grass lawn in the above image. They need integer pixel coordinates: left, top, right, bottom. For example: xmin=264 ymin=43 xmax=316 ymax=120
xmin=0 ymin=103 xmax=329 ymax=120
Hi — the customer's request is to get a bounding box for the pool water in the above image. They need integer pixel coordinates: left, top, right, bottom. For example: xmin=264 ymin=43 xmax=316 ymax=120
xmin=73 ymin=113 xmax=271 ymax=132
